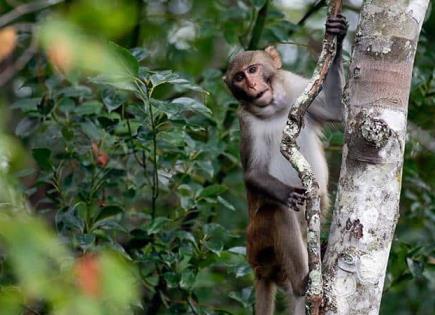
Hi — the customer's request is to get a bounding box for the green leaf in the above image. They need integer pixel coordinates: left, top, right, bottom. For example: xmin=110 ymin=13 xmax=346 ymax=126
xmin=15 ymin=117 xmax=39 ymax=137
xmin=217 ymin=196 xmax=236 ymax=211
xmin=149 ymin=71 xmax=206 ymax=93
xmin=75 ymin=233 xmax=96 ymax=251
xmin=55 ymin=208 xmax=84 ymax=233
xmin=57 ymin=86 xmax=93 ymax=98
xmin=93 ymin=219 xmax=127 ymax=233
xmin=101 ymin=87 xmax=128 ymax=112
xmin=89 ymin=74 xmax=136 ymax=91
xmin=406 ymin=257 xmax=425 ymax=279
xmin=228 ymin=287 xmax=254 ymax=308
xmin=32 ymin=148 xmax=52 ymax=171
xmin=80 ymin=120 xmax=104 ymax=140
xmin=163 ymin=272 xmax=179 ymax=288
xmin=198 ymin=184 xmax=228 ymax=198
xmin=228 ymin=246 xmax=246 ymax=255
xmin=37 ymin=96 xmax=55 ymax=116
xmin=131 ymin=47 xmax=149 ymax=61
xmin=171 ymin=97 xmax=212 ymax=118
xmin=95 ymin=205 xmax=123 ymax=221
xmin=202 ymin=223 xmax=226 ymax=255
xmin=180 ymin=269 xmax=196 ymax=289
xmin=74 ymin=100 xmax=103 ymax=116
xmin=251 ymin=0 xmax=267 ymax=8
xmin=147 ymin=217 xmax=171 ymax=235
xmin=11 ymin=98 xmax=41 ymax=112
xmin=58 ymin=98 xmax=76 ymax=113
xmin=108 ymin=41 xmax=139 ymax=76
xmin=149 ymin=70 xmax=180 ymax=86
xmin=176 ymin=231 xmax=197 ymax=246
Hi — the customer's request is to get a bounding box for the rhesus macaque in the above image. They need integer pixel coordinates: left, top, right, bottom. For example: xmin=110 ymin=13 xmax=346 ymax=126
xmin=224 ymin=16 xmax=348 ymax=315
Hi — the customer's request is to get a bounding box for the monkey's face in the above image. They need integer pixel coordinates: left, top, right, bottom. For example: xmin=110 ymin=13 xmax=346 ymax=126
xmin=225 ymin=47 xmax=282 ymax=110
xmin=229 ymin=63 xmax=274 ymax=107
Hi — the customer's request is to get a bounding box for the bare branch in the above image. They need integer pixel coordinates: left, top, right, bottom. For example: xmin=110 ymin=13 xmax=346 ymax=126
xmin=0 ymin=0 xmax=64 ymax=28
xmin=280 ymin=1 xmax=343 ymax=314
xmin=407 ymin=121 xmax=435 ymax=154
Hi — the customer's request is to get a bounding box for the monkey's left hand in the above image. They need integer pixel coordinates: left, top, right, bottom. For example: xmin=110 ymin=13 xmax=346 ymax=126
xmin=326 ymin=14 xmax=348 ymax=43
xmin=287 ymin=187 xmax=307 ymax=211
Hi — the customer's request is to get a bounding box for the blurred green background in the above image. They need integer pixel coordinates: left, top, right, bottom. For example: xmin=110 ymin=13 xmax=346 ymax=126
xmin=0 ymin=0 xmax=433 ymax=314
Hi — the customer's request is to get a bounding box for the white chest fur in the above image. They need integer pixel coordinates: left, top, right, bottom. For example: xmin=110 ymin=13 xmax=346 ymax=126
xmin=246 ymin=113 xmax=328 ymax=193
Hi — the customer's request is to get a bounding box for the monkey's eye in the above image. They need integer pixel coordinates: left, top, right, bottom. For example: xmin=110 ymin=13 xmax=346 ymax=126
xmin=248 ymin=65 xmax=257 ymax=74
xmin=234 ymin=73 xmax=245 ymax=82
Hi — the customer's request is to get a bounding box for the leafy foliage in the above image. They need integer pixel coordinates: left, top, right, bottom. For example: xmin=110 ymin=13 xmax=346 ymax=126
xmin=0 ymin=1 xmax=434 ymax=314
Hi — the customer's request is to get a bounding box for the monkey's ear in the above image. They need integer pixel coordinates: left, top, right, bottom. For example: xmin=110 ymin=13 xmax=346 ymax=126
xmin=222 ymin=75 xmax=229 ymax=85
xmin=265 ymin=46 xmax=282 ymax=69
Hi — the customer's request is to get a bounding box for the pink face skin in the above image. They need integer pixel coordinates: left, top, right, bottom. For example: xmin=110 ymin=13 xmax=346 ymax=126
xmin=232 ymin=64 xmax=273 ymax=107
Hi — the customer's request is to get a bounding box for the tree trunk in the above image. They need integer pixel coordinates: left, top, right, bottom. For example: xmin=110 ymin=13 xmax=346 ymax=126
xmin=322 ymin=1 xmax=429 ymax=314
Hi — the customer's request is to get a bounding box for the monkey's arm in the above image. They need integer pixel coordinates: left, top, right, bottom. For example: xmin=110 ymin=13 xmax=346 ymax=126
xmin=308 ymin=15 xmax=347 ymax=123
xmin=244 ymin=170 xmax=306 ymax=209
xmin=308 ymin=47 xmax=344 ymax=123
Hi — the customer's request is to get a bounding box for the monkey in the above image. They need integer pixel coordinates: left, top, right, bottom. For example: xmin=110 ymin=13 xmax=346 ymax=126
xmin=224 ymin=15 xmax=348 ymax=315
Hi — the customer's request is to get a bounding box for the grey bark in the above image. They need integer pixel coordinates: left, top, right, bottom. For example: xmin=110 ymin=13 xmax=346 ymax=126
xmin=322 ymin=1 xmax=429 ymax=314
xmin=280 ymin=1 xmax=343 ymax=313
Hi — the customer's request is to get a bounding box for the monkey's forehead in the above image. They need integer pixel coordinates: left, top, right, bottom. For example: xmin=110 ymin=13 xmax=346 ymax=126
xmin=226 ymin=51 xmax=271 ymax=77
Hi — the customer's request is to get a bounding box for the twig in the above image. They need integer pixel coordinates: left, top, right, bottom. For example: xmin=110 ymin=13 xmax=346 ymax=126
xmin=0 ymin=0 xmax=64 ymax=28
xmin=407 ymin=121 xmax=435 ymax=153
xmin=135 ymin=80 xmax=159 ymax=220
xmin=287 ymin=0 xmax=327 ymax=39
xmin=5 ymin=0 xmax=20 ymax=7
xmin=247 ymin=0 xmax=270 ymax=50
xmin=146 ymin=273 xmax=166 ymax=315
xmin=279 ymin=1 xmax=343 ymax=314
xmin=299 ymin=0 xmax=327 ymax=27
xmin=10 ymin=22 xmax=34 ymax=32
xmin=274 ymin=40 xmax=311 ymax=48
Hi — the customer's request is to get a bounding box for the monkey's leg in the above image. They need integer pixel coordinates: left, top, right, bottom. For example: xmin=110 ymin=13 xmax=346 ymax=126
xmin=284 ymin=283 xmax=306 ymax=315
xmin=274 ymin=209 xmax=309 ymax=303
xmin=255 ymin=279 xmax=276 ymax=315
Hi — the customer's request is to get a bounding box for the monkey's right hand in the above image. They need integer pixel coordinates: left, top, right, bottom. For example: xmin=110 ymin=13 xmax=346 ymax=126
xmin=287 ymin=187 xmax=307 ymax=211
xmin=326 ymin=14 xmax=348 ymax=43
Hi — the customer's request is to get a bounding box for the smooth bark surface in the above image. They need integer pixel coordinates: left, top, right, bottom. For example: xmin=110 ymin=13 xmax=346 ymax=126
xmin=322 ymin=1 xmax=429 ymax=314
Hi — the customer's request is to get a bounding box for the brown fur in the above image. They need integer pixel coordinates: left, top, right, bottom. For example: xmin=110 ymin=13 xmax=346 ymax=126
xmin=247 ymin=191 xmax=308 ymax=295
xmin=225 ymin=17 xmax=347 ymax=311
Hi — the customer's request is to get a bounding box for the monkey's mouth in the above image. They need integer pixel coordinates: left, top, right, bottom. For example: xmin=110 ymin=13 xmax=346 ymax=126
xmin=255 ymin=89 xmax=269 ymax=99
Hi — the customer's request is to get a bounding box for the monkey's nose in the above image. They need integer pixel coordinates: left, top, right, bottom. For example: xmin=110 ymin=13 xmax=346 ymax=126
xmin=246 ymin=78 xmax=256 ymax=89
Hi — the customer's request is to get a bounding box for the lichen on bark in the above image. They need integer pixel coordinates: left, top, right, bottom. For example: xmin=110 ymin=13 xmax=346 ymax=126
xmin=321 ymin=1 xmax=429 ymax=314
xmin=280 ymin=1 xmax=344 ymax=314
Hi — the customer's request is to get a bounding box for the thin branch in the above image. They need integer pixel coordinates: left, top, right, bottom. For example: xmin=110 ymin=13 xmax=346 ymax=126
xmin=0 ymin=30 xmax=37 ymax=86
xmin=247 ymin=0 xmax=270 ymax=50
xmin=0 ymin=0 xmax=64 ymax=28
xmin=286 ymin=0 xmax=326 ymax=39
xmin=297 ymin=0 xmax=326 ymax=27
xmin=273 ymin=40 xmax=311 ymax=49
xmin=407 ymin=121 xmax=435 ymax=154
xmin=10 ymin=22 xmax=34 ymax=32
xmin=279 ymin=1 xmax=343 ymax=314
